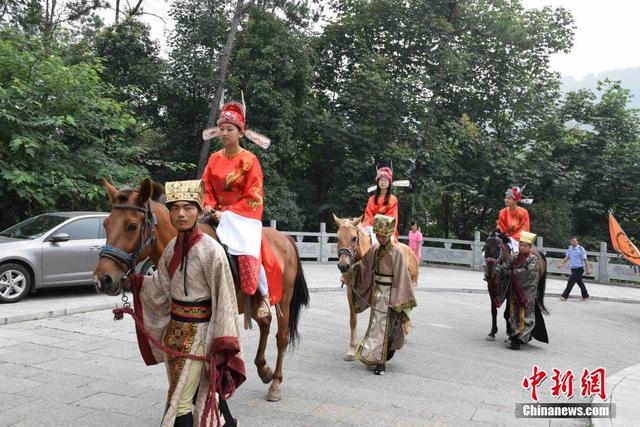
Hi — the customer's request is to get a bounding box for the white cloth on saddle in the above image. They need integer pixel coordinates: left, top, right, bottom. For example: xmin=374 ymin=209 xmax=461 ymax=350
xmin=508 ymin=237 xmax=520 ymax=254
xmin=363 ymin=225 xmax=379 ymax=246
xmin=217 ymin=210 xmax=262 ymax=258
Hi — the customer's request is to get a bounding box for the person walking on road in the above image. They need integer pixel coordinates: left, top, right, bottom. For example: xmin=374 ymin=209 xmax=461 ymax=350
xmin=408 ymin=220 xmax=423 ymax=263
xmin=559 ymin=236 xmax=591 ymax=301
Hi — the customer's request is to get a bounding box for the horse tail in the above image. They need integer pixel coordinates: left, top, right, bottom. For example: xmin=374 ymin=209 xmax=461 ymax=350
xmin=537 ymin=252 xmax=549 ymax=315
xmin=287 ymin=236 xmax=310 ymax=348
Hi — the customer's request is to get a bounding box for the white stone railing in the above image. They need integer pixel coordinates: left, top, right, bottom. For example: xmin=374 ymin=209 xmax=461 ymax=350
xmin=268 ymin=220 xmax=638 ymax=285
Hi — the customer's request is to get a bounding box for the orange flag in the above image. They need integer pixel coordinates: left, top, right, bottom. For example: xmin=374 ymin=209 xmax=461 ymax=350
xmin=608 ymin=212 xmax=640 ymax=266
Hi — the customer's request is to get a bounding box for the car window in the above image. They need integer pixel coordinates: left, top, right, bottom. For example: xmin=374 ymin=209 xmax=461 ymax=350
xmin=54 ymin=217 xmax=101 ymax=240
xmin=0 ymin=214 xmax=69 ymax=239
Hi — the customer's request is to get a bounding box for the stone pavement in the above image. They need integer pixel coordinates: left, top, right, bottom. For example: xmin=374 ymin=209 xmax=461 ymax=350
xmin=1 ymin=263 xmax=639 ymax=426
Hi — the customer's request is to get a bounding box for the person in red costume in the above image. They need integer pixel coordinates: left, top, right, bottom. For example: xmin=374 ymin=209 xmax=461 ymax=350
xmin=362 ymin=167 xmax=399 ymax=245
xmin=497 ymin=186 xmax=530 ymax=253
xmin=201 ymin=101 xmax=272 ymax=319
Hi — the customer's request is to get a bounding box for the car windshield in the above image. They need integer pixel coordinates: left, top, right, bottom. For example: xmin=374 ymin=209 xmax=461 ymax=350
xmin=0 ymin=214 xmax=69 ymax=240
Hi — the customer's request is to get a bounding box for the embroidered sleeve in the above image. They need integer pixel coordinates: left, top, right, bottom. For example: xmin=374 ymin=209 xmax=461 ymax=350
xmin=227 ymin=156 xmax=264 ymax=216
xmin=520 ymin=208 xmax=530 ymax=232
xmin=202 ymin=156 xmax=219 ymax=209
xmin=363 ymin=196 xmax=377 ymax=226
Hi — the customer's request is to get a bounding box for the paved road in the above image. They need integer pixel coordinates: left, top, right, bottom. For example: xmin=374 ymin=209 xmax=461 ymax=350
xmin=1 ymin=264 xmax=640 ymax=426
xmin=4 ymin=263 xmax=640 ymax=325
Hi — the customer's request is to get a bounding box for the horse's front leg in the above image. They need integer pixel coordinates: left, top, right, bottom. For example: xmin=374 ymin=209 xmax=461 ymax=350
xmin=266 ymin=304 xmax=289 ymax=402
xmin=254 ymin=315 xmax=274 ymax=385
xmin=344 ymin=279 xmax=358 ymax=361
xmin=487 ymin=300 xmax=498 ymax=340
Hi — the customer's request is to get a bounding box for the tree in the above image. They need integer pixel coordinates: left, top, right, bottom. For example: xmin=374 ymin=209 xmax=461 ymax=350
xmin=0 ymin=29 xmax=147 ymax=228
xmin=315 ymin=0 xmax=574 ymax=236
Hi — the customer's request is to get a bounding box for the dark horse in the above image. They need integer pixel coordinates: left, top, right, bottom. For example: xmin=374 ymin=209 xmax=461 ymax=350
xmin=94 ymin=177 xmax=309 ymax=402
xmin=483 ymin=229 xmax=548 ymax=342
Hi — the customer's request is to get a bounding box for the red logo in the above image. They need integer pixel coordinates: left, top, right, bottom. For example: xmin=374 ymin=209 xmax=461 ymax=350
xmin=580 ymin=368 xmax=607 ymax=400
xmin=550 ymin=369 xmax=575 ymax=399
xmin=522 ymin=365 xmax=548 ymax=402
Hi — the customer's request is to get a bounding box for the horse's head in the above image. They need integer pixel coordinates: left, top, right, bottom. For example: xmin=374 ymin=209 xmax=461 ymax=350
xmin=333 ymin=214 xmax=366 ymax=273
xmin=483 ymin=229 xmax=508 ymax=280
xmin=94 ymin=177 xmax=168 ymax=296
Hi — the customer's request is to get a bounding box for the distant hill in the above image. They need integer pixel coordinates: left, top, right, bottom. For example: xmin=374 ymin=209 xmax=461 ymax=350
xmin=562 ymin=67 xmax=640 ymax=110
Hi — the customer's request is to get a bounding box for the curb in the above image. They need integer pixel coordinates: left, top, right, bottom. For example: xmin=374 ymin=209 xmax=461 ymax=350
xmin=0 ymin=302 xmax=120 ymax=325
xmin=591 ymin=363 xmax=640 ymax=427
xmin=309 ymin=287 xmax=640 ymax=305
xmin=3 ymin=287 xmax=640 ymax=326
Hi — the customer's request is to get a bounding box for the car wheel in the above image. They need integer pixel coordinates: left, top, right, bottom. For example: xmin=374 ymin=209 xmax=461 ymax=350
xmin=0 ymin=263 xmax=32 ymax=303
xmin=140 ymin=259 xmax=156 ymax=277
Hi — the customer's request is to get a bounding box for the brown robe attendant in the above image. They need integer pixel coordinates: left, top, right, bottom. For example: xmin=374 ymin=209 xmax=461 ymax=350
xmin=353 ymin=241 xmax=417 ymax=365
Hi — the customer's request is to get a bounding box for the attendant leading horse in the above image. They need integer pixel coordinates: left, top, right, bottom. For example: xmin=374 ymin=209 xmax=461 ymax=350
xmin=483 ymin=229 xmax=548 ymax=341
xmin=94 ymin=177 xmax=309 ymax=402
xmin=333 ymin=214 xmax=418 ymax=361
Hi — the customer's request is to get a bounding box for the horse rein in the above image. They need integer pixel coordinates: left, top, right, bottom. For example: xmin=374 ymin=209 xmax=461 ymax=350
xmin=99 ymin=202 xmax=157 ymax=280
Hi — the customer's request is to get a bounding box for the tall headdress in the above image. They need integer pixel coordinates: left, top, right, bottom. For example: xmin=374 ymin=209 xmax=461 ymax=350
xmin=165 ymin=180 xmax=205 ymax=211
xmin=373 ymin=214 xmax=396 ymax=237
xmin=505 ymin=184 xmax=533 ymax=204
xmin=367 ymin=165 xmax=411 ymax=193
xmin=519 ymin=231 xmax=537 ymax=245
xmin=202 ymin=90 xmax=271 ymax=149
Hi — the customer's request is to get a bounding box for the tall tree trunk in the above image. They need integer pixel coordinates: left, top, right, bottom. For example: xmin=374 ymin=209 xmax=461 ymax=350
xmin=115 ymin=0 xmax=120 ymax=23
xmin=196 ymin=0 xmax=250 ymax=177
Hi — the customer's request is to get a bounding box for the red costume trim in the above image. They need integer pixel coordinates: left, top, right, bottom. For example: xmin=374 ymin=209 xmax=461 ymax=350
xmin=130 ymin=273 xmax=159 ymax=366
xmin=211 ymin=336 xmax=246 ymax=399
xmin=167 ymin=227 xmax=204 ymax=279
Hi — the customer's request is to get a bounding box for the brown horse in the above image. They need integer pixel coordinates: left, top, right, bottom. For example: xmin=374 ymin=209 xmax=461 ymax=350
xmin=333 ymin=214 xmax=418 ymax=361
xmin=93 ymin=177 xmax=309 ymax=402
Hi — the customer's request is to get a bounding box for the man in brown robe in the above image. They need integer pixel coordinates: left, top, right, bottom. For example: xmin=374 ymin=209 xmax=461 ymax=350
xmin=353 ymin=214 xmax=417 ymax=375
xmin=499 ymin=231 xmax=549 ymax=350
xmin=125 ymin=180 xmax=245 ymax=426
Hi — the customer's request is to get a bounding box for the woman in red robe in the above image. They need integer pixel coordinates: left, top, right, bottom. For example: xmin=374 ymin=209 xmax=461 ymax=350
xmin=362 ymin=167 xmax=399 ymax=243
xmin=202 ymin=101 xmax=271 ymax=318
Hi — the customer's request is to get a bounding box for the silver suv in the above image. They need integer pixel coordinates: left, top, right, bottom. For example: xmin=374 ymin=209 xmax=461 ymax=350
xmin=0 ymin=212 xmax=153 ymax=303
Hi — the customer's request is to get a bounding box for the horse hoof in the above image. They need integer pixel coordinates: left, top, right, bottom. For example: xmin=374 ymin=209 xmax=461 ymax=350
xmin=343 ymin=353 xmax=355 ymax=362
xmin=486 ymin=333 xmax=496 ymax=341
xmin=266 ymin=385 xmax=281 ymax=402
xmin=259 ymin=367 xmax=274 ymax=384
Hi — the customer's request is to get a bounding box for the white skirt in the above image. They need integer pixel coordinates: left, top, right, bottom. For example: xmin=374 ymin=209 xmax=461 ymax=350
xmin=216 ymin=211 xmax=262 ymax=258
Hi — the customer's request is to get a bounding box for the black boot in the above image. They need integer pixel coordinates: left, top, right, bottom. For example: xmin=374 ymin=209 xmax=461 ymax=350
xmin=509 ymin=337 xmax=521 ymax=350
xmin=174 ymin=413 xmax=193 ymax=427
xmin=373 ymin=364 xmax=386 ymax=375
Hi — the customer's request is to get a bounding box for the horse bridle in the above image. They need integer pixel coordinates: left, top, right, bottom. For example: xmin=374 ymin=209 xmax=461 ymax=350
xmin=99 ymin=202 xmax=156 ymax=279
xmin=337 ymin=225 xmax=362 ymax=262
xmin=484 ymin=235 xmax=504 ymax=265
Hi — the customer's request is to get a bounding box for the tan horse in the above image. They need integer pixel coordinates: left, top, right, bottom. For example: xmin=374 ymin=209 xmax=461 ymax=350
xmin=333 ymin=214 xmax=418 ymax=361
xmin=94 ymin=177 xmax=309 ymax=402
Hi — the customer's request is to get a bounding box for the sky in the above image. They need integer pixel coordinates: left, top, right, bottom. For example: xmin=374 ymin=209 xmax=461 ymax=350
xmin=129 ymin=0 xmax=640 ymax=81
xmin=522 ymin=0 xmax=640 ymax=79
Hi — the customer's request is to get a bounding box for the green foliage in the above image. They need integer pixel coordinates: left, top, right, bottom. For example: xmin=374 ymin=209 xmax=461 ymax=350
xmin=0 ymin=29 xmax=146 ymax=228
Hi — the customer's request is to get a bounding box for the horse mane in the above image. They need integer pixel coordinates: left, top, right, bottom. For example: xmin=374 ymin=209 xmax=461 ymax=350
xmin=114 ymin=180 xmax=165 ymax=204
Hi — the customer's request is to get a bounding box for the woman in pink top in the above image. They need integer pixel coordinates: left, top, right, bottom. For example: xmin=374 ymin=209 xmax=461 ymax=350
xmin=408 ymin=220 xmax=423 ymax=262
